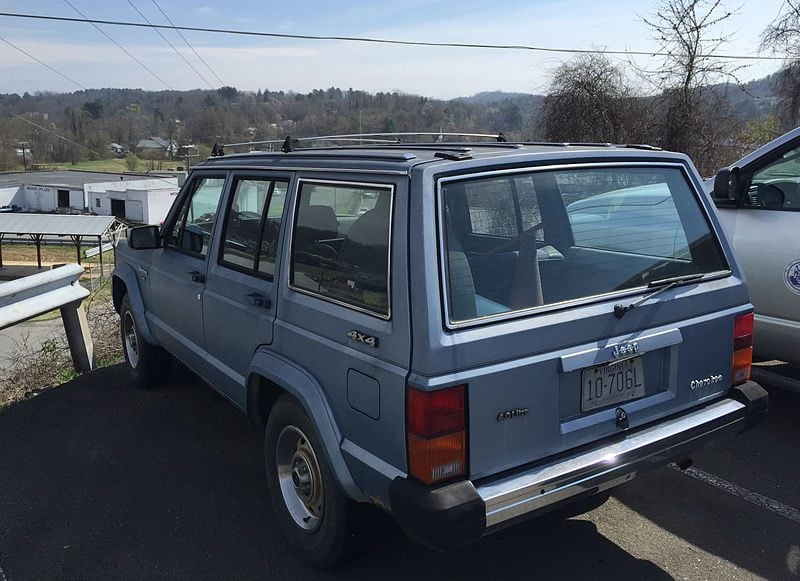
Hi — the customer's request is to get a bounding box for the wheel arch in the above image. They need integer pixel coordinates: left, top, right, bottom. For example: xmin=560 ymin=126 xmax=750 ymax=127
xmin=112 ymin=264 xmax=156 ymax=345
xmin=247 ymin=348 xmax=364 ymax=501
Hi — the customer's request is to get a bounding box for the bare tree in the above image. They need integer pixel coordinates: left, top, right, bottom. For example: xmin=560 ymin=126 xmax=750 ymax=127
xmin=539 ymin=54 xmax=646 ymax=143
xmin=642 ymin=0 xmax=741 ymax=174
xmin=761 ymin=1 xmax=800 ymax=127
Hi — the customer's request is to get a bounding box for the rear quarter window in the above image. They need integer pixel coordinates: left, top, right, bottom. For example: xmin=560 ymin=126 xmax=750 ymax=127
xmin=290 ymin=181 xmax=393 ymax=317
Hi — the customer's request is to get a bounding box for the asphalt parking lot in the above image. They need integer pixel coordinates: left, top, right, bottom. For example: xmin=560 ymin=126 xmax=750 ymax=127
xmin=0 ymin=364 xmax=798 ymax=580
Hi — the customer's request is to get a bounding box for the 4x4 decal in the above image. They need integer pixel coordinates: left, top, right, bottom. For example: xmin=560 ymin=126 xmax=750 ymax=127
xmin=347 ymin=330 xmax=378 ymax=348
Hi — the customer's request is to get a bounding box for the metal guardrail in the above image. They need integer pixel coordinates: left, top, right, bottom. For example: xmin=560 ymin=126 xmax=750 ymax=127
xmin=0 ymin=263 xmax=94 ymax=373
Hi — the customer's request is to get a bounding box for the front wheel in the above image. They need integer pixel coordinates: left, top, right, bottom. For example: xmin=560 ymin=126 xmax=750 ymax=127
xmin=119 ymin=294 xmax=170 ymax=389
xmin=265 ymin=395 xmax=356 ymax=568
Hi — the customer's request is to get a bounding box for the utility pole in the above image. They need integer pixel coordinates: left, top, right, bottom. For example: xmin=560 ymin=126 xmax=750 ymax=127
xmin=183 ymin=152 xmax=199 ymax=169
xmin=19 ymin=141 xmax=29 ymax=171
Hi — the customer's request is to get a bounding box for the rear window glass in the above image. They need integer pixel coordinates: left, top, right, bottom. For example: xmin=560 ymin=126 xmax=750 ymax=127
xmin=440 ymin=166 xmax=728 ymax=323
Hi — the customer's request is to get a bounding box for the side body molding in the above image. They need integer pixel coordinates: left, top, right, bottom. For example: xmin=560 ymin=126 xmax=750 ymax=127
xmin=247 ymin=347 xmax=364 ymax=501
xmin=112 ymin=264 xmax=156 ymax=345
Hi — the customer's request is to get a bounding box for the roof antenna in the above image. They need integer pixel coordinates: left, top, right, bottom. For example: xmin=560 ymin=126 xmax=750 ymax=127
xmin=281 ymin=135 xmax=294 ymax=153
xmin=497 ymin=132 xmax=507 ymax=143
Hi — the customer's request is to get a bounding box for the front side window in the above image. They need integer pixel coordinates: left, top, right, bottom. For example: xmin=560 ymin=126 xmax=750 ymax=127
xmin=291 ymin=181 xmax=392 ymax=317
xmin=167 ymin=176 xmax=226 ymax=256
xmin=746 ymin=144 xmax=800 ymax=210
xmin=441 ymin=166 xmax=728 ymax=323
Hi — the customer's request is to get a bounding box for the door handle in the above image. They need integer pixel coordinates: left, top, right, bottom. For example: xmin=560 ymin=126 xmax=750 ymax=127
xmin=247 ymin=292 xmax=271 ymax=309
xmin=189 ymin=271 xmax=206 ymax=283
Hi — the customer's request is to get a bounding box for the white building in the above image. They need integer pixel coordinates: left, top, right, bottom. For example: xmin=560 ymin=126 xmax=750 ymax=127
xmin=0 ymin=170 xmax=182 ymax=224
xmin=85 ymin=178 xmax=178 ymax=224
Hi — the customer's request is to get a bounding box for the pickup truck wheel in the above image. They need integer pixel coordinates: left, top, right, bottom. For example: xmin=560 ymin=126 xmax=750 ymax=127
xmin=265 ymin=395 xmax=354 ymax=568
xmin=120 ymin=294 xmax=169 ymax=389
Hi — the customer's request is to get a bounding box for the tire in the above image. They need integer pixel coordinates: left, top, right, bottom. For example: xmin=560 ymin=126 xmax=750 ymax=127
xmin=119 ymin=294 xmax=170 ymax=389
xmin=264 ymin=395 xmax=356 ymax=569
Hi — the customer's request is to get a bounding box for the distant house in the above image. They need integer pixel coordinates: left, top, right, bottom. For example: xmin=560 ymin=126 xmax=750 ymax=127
xmin=109 ymin=143 xmax=127 ymax=157
xmin=136 ymin=137 xmax=177 ymax=158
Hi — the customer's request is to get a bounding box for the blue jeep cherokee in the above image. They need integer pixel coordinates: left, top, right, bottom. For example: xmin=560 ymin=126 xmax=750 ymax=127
xmin=113 ymin=134 xmax=767 ymax=567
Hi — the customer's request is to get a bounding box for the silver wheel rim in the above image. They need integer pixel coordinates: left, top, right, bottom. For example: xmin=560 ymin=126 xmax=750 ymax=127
xmin=123 ymin=311 xmax=140 ymax=369
xmin=275 ymin=425 xmax=323 ymax=532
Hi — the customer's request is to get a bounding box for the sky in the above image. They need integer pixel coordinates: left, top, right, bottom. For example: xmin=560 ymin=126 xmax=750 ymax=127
xmin=0 ymin=0 xmax=790 ymax=99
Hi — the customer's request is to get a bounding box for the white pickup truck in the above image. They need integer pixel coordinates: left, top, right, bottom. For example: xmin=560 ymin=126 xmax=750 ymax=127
xmin=707 ymin=127 xmax=800 ymax=365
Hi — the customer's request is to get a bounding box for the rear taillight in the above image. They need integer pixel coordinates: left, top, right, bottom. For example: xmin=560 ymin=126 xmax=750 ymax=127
xmin=407 ymin=385 xmax=466 ymax=484
xmin=732 ymin=312 xmax=754 ymax=385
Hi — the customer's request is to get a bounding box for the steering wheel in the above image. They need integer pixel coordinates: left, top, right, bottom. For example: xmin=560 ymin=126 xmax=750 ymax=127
xmin=756 ymin=184 xmax=785 ymax=208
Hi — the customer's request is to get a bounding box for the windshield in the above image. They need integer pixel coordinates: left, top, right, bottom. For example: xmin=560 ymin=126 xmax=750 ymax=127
xmin=440 ymin=166 xmax=729 ymax=323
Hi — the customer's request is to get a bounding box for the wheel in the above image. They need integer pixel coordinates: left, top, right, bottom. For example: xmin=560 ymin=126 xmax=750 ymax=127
xmin=265 ymin=395 xmax=355 ymax=568
xmin=119 ymin=294 xmax=170 ymax=389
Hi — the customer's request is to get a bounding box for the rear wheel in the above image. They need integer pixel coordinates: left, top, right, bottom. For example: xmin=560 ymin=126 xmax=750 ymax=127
xmin=120 ymin=294 xmax=170 ymax=389
xmin=265 ymin=395 xmax=356 ymax=568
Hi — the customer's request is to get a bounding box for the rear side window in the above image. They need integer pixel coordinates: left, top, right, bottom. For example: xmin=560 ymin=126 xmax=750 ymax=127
xmin=440 ymin=166 xmax=728 ymax=323
xmin=290 ymin=181 xmax=392 ymax=317
xmin=219 ymin=178 xmax=287 ymax=276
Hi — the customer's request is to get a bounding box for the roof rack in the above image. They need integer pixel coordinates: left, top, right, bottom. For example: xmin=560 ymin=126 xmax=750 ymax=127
xmin=221 ymin=132 xmax=508 ymax=154
xmin=213 ymin=134 xmax=660 ymax=158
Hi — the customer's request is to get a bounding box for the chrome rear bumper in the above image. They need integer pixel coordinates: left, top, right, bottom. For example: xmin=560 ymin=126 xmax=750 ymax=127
xmin=389 ymin=382 xmax=767 ymax=551
xmin=478 ymin=398 xmax=747 ymax=529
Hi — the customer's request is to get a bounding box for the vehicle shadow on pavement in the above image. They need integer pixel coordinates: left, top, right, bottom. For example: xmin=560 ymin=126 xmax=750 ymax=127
xmin=0 ymin=365 xmax=669 ymax=580
xmin=612 ymin=387 xmax=800 ymax=581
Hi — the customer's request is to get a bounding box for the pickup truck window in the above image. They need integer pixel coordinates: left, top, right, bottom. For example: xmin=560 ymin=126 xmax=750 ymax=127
xmin=220 ymin=178 xmax=287 ymax=276
xmin=167 ymin=176 xmax=226 ymax=256
xmin=290 ymin=181 xmax=392 ymax=317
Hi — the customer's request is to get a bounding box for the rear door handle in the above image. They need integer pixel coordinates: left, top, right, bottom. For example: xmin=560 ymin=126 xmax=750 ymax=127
xmin=247 ymin=292 xmax=271 ymax=309
xmin=189 ymin=270 xmax=206 ymax=283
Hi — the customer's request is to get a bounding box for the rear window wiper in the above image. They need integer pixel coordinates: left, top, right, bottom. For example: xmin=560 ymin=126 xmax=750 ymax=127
xmin=614 ymin=273 xmax=704 ymax=318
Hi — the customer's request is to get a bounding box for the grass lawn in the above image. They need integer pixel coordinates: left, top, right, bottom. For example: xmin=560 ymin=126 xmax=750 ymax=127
xmin=2 ymin=243 xmax=106 ymax=265
xmin=49 ymin=159 xmax=185 ymax=173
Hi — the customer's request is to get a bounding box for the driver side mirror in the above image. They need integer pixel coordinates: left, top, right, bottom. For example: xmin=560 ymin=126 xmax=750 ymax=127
xmin=712 ymin=167 xmax=740 ymax=201
xmin=128 ymin=225 xmax=161 ymax=249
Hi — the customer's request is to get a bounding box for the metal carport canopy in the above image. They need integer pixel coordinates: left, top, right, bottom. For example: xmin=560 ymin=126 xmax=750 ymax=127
xmin=0 ymin=214 xmax=116 ymax=237
xmin=0 ymin=213 xmax=120 ymax=273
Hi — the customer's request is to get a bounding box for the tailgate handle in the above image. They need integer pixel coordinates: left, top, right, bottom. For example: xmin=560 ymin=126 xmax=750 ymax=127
xmin=247 ymin=292 xmax=271 ymax=309
xmin=189 ymin=270 xmax=206 ymax=283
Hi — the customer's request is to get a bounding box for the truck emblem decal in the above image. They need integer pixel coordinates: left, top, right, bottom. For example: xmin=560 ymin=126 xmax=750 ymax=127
xmin=690 ymin=374 xmax=723 ymax=390
xmin=612 ymin=341 xmax=639 ymax=359
xmin=785 ymin=259 xmax=800 ymax=295
xmin=347 ymin=330 xmax=378 ymax=348
xmin=496 ymin=408 xmax=529 ymax=422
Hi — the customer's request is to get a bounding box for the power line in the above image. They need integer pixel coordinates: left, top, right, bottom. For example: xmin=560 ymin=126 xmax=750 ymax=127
xmin=61 ymin=1 xmax=174 ymax=90
xmin=0 ymin=10 xmax=790 ymax=62
xmin=0 ymin=35 xmax=87 ymax=90
xmin=125 ymin=0 xmax=215 ymax=89
xmin=150 ymin=0 xmax=224 ymax=86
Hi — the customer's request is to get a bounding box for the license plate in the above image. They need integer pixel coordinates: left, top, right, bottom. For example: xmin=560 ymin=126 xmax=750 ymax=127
xmin=581 ymin=356 xmax=646 ymax=412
